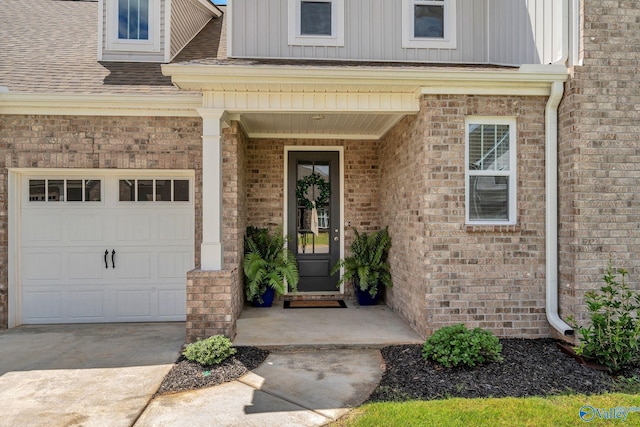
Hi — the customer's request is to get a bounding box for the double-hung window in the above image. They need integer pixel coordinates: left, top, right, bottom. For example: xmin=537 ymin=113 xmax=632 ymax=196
xmin=402 ymin=0 xmax=456 ymax=48
xmin=106 ymin=0 xmax=160 ymax=52
xmin=465 ymin=118 xmax=517 ymax=225
xmin=288 ymin=0 xmax=345 ymax=46
xmin=118 ymin=0 xmax=149 ymax=40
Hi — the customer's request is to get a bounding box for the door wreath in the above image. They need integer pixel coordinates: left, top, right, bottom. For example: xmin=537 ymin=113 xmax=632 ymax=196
xmin=296 ymin=173 xmax=331 ymax=209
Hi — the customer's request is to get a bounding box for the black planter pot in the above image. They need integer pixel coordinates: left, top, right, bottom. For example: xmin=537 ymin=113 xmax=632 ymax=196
xmin=354 ymin=280 xmax=380 ymax=306
xmin=251 ymin=286 xmax=276 ymax=307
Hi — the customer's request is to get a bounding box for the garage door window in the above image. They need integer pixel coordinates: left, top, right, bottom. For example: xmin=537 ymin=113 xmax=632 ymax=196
xmin=119 ymin=179 xmax=190 ymax=202
xmin=29 ymin=179 xmax=102 ymax=202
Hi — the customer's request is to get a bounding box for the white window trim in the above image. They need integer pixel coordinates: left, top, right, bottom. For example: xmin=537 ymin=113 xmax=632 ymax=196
xmin=465 ymin=117 xmax=517 ymax=225
xmin=402 ymin=0 xmax=457 ymax=49
xmin=288 ymin=0 xmax=345 ymax=47
xmin=106 ymin=0 xmax=161 ymax=53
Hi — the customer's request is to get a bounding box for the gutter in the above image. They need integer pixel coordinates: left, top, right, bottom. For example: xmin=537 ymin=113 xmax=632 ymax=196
xmin=0 ymin=93 xmax=202 ymax=117
xmin=545 ymin=81 xmax=574 ymax=336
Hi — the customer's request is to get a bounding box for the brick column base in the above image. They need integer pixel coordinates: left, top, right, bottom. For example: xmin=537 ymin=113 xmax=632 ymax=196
xmin=186 ymin=268 xmax=243 ymax=342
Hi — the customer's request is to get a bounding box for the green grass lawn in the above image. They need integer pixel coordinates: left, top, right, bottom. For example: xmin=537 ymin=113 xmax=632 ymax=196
xmin=331 ymin=394 xmax=640 ymax=427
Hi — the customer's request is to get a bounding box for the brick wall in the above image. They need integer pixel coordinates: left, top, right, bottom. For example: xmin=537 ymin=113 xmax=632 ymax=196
xmin=380 ymin=95 xmax=551 ymax=339
xmin=0 ymin=114 xmax=203 ymax=329
xmin=558 ymin=1 xmax=640 ymax=324
xmin=245 ymin=138 xmax=381 ymax=254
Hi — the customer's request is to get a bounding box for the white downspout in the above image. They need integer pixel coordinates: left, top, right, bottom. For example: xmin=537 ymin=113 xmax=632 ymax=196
xmin=546 ymin=81 xmax=574 ymax=336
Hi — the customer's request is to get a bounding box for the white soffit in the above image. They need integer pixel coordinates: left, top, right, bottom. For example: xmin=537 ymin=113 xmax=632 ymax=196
xmin=239 ymin=112 xmax=404 ymax=140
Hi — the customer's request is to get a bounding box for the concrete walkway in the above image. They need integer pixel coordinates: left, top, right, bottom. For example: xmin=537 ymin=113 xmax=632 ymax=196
xmin=1 ymin=304 xmax=421 ymax=427
xmin=135 ymin=349 xmax=384 ymax=427
xmin=0 ymin=323 xmax=185 ymax=427
xmin=136 ymin=302 xmax=419 ymax=426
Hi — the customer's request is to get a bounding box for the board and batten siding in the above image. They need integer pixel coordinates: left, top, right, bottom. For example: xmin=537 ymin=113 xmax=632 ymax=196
xmin=488 ymin=0 xmax=565 ymax=65
xmin=170 ymin=0 xmax=213 ymax=59
xmin=230 ymin=0 xmax=565 ymax=65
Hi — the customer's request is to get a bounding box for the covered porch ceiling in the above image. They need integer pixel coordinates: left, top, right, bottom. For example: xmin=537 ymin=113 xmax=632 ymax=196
xmin=162 ymin=63 xmax=569 ymax=140
xmin=230 ymin=112 xmax=406 ymax=140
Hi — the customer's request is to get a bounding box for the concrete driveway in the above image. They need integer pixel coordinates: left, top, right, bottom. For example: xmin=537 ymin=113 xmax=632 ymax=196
xmin=0 ymin=323 xmax=185 ymax=427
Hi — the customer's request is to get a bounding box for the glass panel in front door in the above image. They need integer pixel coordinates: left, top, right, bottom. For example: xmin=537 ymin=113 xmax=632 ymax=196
xmin=296 ymin=160 xmax=331 ymax=255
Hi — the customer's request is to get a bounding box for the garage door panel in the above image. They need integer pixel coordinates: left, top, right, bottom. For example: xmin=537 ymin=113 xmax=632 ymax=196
xmin=68 ymin=290 xmax=104 ymax=319
xmin=23 ymin=252 xmax=62 ymax=280
xmin=69 ymin=214 xmax=104 ymax=241
xmin=158 ymin=250 xmax=193 ymax=279
xmin=23 ymin=215 xmax=63 ymax=243
xmin=116 ymin=290 xmax=151 ymax=318
xmin=158 ymin=214 xmax=192 ymax=241
xmin=23 ymin=291 xmax=63 ymax=321
xmin=115 ymin=252 xmax=151 ymax=280
xmin=116 ymin=214 xmax=151 ymax=241
xmin=68 ymin=251 xmax=107 ymax=280
xmin=158 ymin=289 xmax=187 ymax=317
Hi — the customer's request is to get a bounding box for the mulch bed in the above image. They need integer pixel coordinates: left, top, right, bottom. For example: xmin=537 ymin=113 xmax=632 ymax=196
xmin=154 ymin=346 xmax=269 ymax=397
xmin=155 ymin=339 xmax=640 ymax=401
xmin=367 ymin=338 xmax=633 ymax=402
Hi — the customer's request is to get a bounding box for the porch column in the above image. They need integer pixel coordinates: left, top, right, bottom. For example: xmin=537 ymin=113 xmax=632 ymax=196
xmin=197 ymin=108 xmax=228 ymax=270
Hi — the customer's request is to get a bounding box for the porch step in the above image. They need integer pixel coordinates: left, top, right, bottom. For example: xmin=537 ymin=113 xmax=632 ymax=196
xmin=233 ymin=301 xmax=424 ymax=349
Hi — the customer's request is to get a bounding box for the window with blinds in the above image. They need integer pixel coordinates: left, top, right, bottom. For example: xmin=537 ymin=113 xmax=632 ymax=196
xmin=465 ymin=118 xmax=517 ymax=224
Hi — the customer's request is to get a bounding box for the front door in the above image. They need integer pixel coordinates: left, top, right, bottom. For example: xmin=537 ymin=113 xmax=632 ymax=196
xmin=287 ymin=151 xmax=340 ymax=292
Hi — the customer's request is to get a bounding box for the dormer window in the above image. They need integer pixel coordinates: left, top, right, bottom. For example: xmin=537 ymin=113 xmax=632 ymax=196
xmin=106 ymin=0 xmax=160 ymax=53
xmin=402 ymin=0 xmax=457 ymax=49
xmin=288 ymin=0 xmax=344 ymax=47
xmin=118 ymin=0 xmax=149 ymax=40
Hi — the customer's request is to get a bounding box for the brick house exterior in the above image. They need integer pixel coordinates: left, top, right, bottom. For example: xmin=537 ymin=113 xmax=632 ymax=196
xmin=558 ymin=0 xmax=640 ymax=325
xmin=1 ymin=0 xmax=638 ymax=343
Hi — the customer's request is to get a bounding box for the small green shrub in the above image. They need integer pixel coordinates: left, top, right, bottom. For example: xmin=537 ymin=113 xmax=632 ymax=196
xmin=422 ymin=324 xmax=503 ymax=368
xmin=182 ymin=335 xmax=237 ymax=366
xmin=567 ymin=263 xmax=640 ymax=373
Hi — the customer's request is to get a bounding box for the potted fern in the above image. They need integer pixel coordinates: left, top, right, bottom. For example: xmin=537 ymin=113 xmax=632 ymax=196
xmin=244 ymin=226 xmax=299 ymax=307
xmin=331 ymin=226 xmax=392 ymax=305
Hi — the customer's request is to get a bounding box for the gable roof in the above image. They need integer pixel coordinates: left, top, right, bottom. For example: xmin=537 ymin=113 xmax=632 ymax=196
xmin=0 ymin=0 xmax=181 ymax=95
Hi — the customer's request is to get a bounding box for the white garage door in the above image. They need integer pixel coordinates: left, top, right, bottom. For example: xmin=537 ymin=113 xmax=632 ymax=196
xmin=19 ymin=173 xmax=194 ymax=324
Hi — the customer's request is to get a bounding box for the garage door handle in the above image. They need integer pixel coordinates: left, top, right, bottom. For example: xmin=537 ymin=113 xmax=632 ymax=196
xmin=111 ymin=250 xmax=116 ymax=269
xmin=104 ymin=250 xmax=109 ymax=269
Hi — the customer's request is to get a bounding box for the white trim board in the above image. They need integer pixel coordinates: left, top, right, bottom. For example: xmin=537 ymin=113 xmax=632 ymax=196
xmin=0 ymin=94 xmax=202 ymax=117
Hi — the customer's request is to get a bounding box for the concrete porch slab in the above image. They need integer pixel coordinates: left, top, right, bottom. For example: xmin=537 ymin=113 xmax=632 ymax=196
xmin=233 ymin=301 xmax=423 ymax=349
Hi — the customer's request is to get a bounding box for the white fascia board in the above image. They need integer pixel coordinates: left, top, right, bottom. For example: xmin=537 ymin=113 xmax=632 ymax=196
xmin=190 ymin=0 xmax=223 ymax=17
xmin=417 ymin=83 xmax=552 ymax=97
xmin=0 ymin=93 xmax=202 ymax=117
xmin=163 ymin=63 xmax=569 ymax=96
